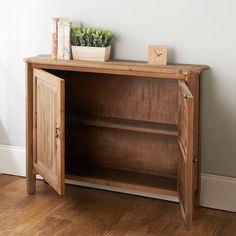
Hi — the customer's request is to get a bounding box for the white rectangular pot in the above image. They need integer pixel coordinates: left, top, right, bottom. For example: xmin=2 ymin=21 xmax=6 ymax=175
xmin=71 ymin=46 xmax=111 ymax=61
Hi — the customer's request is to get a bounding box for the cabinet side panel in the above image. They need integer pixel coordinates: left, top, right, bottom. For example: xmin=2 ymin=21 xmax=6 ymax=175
xmin=26 ymin=63 xmax=36 ymax=193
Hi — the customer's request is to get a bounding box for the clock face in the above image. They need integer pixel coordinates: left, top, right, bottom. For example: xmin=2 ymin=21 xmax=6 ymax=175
xmin=148 ymin=45 xmax=167 ymax=65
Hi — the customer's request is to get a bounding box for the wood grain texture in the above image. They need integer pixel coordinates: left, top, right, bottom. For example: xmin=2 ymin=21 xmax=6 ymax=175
xmin=63 ymin=72 xmax=179 ymax=124
xmin=67 ymin=116 xmax=178 ymax=136
xmin=148 ymin=45 xmax=168 ymax=65
xmin=24 ymin=55 xmax=209 ymax=79
xmin=186 ymin=73 xmax=201 ymax=208
xmin=178 ymin=81 xmax=194 ymax=229
xmin=33 ymin=69 xmax=65 ymax=195
xmin=1 ymin=175 xmax=236 ymax=236
xmin=25 ymin=58 xmax=208 ymax=229
xmin=66 ymin=125 xmax=178 ymax=178
xmin=66 ymin=166 xmax=178 ymax=197
xmin=26 ymin=63 xmax=36 ymax=194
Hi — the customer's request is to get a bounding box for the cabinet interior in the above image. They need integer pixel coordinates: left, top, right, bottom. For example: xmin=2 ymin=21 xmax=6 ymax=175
xmin=47 ymin=69 xmax=180 ymax=196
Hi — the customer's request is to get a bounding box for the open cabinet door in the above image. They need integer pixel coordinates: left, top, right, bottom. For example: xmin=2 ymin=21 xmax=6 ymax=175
xmin=178 ymin=81 xmax=194 ymax=228
xmin=33 ymin=69 xmax=65 ymax=195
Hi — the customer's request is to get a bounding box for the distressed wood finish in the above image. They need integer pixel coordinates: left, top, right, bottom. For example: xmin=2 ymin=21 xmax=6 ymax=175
xmin=26 ymin=63 xmax=36 ymax=194
xmin=64 ymin=72 xmax=179 ymax=124
xmin=178 ymin=81 xmax=194 ymax=228
xmin=24 ymin=55 xmax=208 ymax=79
xmin=67 ymin=116 xmax=178 ymax=136
xmin=66 ymin=125 xmax=178 ymax=178
xmin=66 ymin=167 xmax=177 ymax=197
xmin=25 ymin=56 xmax=208 ymax=228
xmin=186 ymin=73 xmax=201 ymax=208
xmin=33 ymin=69 xmax=65 ymax=195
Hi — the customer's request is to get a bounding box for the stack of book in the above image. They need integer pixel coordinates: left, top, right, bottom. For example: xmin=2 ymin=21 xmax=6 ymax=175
xmin=51 ymin=17 xmax=75 ymax=60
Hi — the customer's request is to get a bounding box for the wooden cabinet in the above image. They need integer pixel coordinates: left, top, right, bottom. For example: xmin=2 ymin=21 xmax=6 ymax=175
xmin=25 ymin=56 xmax=208 ymax=228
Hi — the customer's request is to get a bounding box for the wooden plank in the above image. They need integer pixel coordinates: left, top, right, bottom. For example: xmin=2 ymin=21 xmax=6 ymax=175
xmin=186 ymin=73 xmax=201 ymax=208
xmin=178 ymin=81 xmax=194 ymax=229
xmin=26 ymin=63 xmax=36 ymax=194
xmin=66 ymin=166 xmax=178 ymax=197
xmin=1 ymin=175 xmax=236 ymax=235
xmin=67 ymin=116 xmax=178 ymax=137
xmin=33 ymin=69 xmax=65 ymax=195
xmin=64 ymin=73 xmax=179 ymax=125
xmin=31 ymin=63 xmax=187 ymax=80
xmin=24 ymin=55 xmax=209 ymax=79
xmin=66 ymin=125 xmax=178 ymax=178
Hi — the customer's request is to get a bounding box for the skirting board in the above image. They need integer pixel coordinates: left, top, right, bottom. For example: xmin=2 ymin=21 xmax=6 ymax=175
xmin=200 ymin=173 xmax=236 ymax=212
xmin=0 ymin=145 xmax=26 ymax=177
xmin=0 ymin=144 xmax=236 ymax=212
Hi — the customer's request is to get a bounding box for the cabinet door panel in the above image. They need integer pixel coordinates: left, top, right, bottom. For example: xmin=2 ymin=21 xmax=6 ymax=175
xmin=178 ymin=81 xmax=194 ymax=228
xmin=33 ymin=69 xmax=65 ymax=195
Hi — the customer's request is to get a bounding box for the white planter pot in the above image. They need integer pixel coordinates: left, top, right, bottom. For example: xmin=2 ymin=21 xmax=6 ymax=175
xmin=71 ymin=46 xmax=111 ymax=61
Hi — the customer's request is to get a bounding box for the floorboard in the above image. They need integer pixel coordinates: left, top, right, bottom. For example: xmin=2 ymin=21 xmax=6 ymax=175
xmin=0 ymin=175 xmax=235 ymax=236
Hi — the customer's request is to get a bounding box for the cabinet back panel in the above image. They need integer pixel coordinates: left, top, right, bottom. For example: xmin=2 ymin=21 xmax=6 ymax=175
xmin=63 ymin=72 xmax=178 ymax=125
xmin=66 ymin=125 xmax=178 ymax=178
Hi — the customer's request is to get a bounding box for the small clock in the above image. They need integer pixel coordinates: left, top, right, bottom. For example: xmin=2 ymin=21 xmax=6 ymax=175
xmin=148 ymin=45 xmax=168 ymax=65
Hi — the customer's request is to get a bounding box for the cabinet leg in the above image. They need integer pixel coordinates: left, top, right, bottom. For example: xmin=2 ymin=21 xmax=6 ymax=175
xmin=26 ymin=169 xmax=36 ymax=194
xmin=26 ymin=63 xmax=36 ymax=194
xmin=194 ymin=189 xmax=200 ymax=209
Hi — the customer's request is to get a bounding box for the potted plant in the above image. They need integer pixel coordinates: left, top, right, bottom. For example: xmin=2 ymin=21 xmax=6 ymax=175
xmin=71 ymin=27 xmax=115 ymax=61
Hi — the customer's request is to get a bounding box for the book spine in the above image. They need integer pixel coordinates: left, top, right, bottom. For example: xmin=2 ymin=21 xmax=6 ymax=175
xmin=51 ymin=18 xmax=59 ymax=59
xmin=64 ymin=21 xmax=71 ymax=60
xmin=57 ymin=19 xmax=64 ymax=59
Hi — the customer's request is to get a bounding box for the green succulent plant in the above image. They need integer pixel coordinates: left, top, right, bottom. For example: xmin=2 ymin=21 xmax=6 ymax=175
xmin=71 ymin=27 xmax=115 ymax=47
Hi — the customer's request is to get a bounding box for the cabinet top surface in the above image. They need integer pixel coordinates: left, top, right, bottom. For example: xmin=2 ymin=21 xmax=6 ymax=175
xmin=25 ymin=55 xmax=209 ymax=79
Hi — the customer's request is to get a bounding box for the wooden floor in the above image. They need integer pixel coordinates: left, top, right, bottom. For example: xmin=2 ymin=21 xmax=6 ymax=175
xmin=0 ymin=175 xmax=236 ymax=236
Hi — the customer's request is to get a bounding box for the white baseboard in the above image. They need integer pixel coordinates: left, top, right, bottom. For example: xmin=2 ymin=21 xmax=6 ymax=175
xmin=200 ymin=173 xmax=236 ymax=212
xmin=0 ymin=145 xmax=235 ymax=212
xmin=0 ymin=144 xmax=26 ymax=177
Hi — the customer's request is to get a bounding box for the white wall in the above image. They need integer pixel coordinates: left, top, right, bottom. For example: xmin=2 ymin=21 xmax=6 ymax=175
xmin=0 ymin=0 xmax=236 ymax=177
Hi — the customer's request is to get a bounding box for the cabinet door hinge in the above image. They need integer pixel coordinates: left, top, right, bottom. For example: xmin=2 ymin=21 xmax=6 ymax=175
xmin=193 ymin=152 xmax=198 ymax=163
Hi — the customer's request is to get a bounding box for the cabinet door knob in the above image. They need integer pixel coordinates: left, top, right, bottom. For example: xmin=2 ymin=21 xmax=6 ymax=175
xmin=55 ymin=127 xmax=60 ymax=138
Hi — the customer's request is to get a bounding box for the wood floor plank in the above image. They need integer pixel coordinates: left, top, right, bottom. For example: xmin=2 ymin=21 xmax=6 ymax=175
xmin=0 ymin=175 xmax=236 ymax=236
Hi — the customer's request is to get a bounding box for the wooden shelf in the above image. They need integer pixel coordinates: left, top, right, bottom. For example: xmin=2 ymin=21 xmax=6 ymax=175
xmin=67 ymin=116 xmax=178 ymax=137
xmin=66 ymin=166 xmax=177 ymax=197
